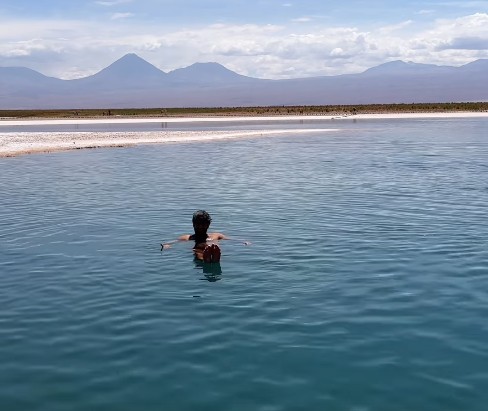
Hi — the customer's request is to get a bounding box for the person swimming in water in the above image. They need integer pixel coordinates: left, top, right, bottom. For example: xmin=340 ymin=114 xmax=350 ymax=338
xmin=161 ymin=210 xmax=228 ymax=263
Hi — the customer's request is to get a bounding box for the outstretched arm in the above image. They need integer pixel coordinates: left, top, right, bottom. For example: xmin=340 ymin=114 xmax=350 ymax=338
xmin=215 ymin=233 xmax=251 ymax=245
xmin=161 ymin=234 xmax=191 ymax=251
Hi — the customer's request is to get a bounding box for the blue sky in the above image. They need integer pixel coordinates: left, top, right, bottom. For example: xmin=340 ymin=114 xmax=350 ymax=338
xmin=1 ymin=0 xmax=487 ymax=79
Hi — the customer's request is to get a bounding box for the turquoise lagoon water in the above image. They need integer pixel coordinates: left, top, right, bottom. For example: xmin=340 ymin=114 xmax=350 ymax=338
xmin=1 ymin=118 xmax=488 ymax=411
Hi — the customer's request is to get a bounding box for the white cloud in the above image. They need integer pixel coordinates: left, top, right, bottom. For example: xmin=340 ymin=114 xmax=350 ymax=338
xmin=330 ymin=48 xmax=345 ymax=57
xmin=2 ymin=48 xmax=30 ymax=57
xmin=416 ymin=13 xmax=488 ymax=49
xmin=437 ymin=36 xmax=488 ymax=50
xmin=291 ymin=17 xmax=312 ymax=23
xmin=378 ymin=20 xmax=413 ymax=34
xmin=1 ymin=13 xmax=487 ymax=80
xmin=110 ymin=12 xmax=134 ymax=20
xmin=430 ymin=1 xmax=488 ymax=8
xmin=95 ymin=0 xmax=133 ymax=6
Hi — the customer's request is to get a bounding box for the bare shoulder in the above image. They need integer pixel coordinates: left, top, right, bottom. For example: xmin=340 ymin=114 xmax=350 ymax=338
xmin=209 ymin=232 xmax=227 ymax=240
xmin=178 ymin=234 xmax=192 ymax=241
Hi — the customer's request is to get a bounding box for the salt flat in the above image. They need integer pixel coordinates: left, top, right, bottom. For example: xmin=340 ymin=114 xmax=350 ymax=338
xmin=1 ymin=112 xmax=488 ymax=127
xmin=0 ymin=129 xmax=331 ymax=157
xmin=1 ymin=112 xmax=488 ymax=157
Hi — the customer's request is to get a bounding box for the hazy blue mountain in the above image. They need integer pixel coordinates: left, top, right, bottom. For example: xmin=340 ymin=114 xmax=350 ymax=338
xmin=167 ymin=62 xmax=255 ymax=84
xmin=1 ymin=54 xmax=487 ymax=109
xmin=0 ymin=67 xmax=64 ymax=96
xmin=362 ymin=60 xmax=456 ymax=75
xmin=0 ymin=67 xmax=66 ymax=108
xmin=460 ymin=59 xmax=488 ymax=72
xmin=0 ymin=66 xmax=61 ymax=86
xmin=70 ymin=53 xmax=168 ymax=89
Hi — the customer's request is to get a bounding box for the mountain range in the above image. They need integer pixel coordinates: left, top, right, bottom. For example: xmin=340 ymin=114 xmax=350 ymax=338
xmin=1 ymin=53 xmax=487 ymax=109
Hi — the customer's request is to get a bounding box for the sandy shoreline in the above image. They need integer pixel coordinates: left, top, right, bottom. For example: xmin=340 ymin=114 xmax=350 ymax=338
xmin=1 ymin=112 xmax=487 ymax=157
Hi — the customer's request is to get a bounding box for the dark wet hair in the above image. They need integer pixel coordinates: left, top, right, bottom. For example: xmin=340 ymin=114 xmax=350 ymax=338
xmin=192 ymin=210 xmax=212 ymax=224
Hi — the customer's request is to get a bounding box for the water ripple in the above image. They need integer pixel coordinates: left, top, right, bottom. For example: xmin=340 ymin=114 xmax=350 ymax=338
xmin=1 ymin=119 xmax=488 ymax=411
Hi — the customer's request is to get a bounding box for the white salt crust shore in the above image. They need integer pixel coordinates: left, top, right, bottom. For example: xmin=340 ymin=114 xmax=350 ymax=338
xmin=1 ymin=111 xmax=488 ymax=126
xmin=1 ymin=112 xmax=487 ymax=157
xmin=0 ymin=129 xmax=331 ymax=157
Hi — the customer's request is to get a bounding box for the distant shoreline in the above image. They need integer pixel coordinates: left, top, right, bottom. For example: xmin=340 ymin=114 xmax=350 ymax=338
xmin=1 ymin=111 xmax=488 ymax=126
xmin=1 ymin=102 xmax=487 ymax=121
xmin=1 ymin=112 xmax=487 ymax=158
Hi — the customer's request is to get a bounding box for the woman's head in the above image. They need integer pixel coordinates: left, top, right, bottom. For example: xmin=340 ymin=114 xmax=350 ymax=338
xmin=192 ymin=210 xmax=212 ymax=232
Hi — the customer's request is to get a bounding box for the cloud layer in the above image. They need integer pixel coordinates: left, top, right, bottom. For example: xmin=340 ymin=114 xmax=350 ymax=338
xmin=0 ymin=9 xmax=487 ymax=79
